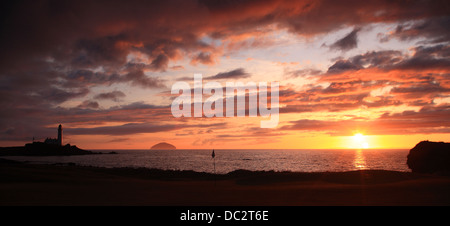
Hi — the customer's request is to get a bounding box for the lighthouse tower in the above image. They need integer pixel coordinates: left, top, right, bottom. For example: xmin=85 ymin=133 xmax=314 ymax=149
xmin=57 ymin=124 xmax=63 ymax=146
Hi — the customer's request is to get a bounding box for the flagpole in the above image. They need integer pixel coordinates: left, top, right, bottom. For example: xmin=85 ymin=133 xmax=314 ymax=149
xmin=212 ymin=149 xmax=216 ymax=186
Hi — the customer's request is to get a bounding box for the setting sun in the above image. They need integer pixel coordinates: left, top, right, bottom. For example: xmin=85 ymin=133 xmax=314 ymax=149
xmin=353 ymin=133 xmax=370 ymax=149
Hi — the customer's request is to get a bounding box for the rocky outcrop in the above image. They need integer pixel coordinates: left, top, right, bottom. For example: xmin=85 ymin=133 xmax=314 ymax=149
xmin=407 ymin=141 xmax=450 ymax=173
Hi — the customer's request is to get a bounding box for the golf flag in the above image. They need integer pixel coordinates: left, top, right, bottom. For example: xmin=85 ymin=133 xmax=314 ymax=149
xmin=212 ymin=149 xmax=215 ymax=158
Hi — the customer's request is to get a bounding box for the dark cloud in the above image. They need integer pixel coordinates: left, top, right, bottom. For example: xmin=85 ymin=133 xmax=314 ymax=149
xmin=72 ymin=35 xmax=129 ymax=68
xmin=382 ymin=16 xmax=450 ymax=44
xmin=39 ymin=87 xmax=90 ymax=104
xmin=327 ymin=50 xmax=403 ymax=73
xmin=94 ymin=91 xmax=126 ymax=102
xmin=329 ymin=28 xmax=361 ymax=51
xmin=326 ymin=44 xmax=450 ymax=74
xmin=64 ymin=70 xmax=114 ymax=88
xmin=327 ymin=60 xmax=362 ymax=73
xmin=204 ymin=68 xmax=251 ymax=80
xmin=413 ymin=44 xmax=450 ymax=58
xmin=350 ymin=50 xmax=404 ymax=68
xmin=285 ymin=68 xmax=322 ymax=78
xmin=393 ymin=45 xmax=450 ymax=71
xmin=149 ymin=54 xmax=170 ymax=71
xmin=64 ymin=69 xmax=165 ymax=89
xmin=77 ymin=100 xmax=100 ymax=109
xmin=191 ymin=52 xmax=216 ymax=65
xmin=390 ymin=81 xmax=450 ymax=102
xmin=120 ymin=70 xmax=166 ymax=89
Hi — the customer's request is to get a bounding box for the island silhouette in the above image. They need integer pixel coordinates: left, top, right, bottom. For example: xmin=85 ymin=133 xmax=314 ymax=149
xmin=150 ymin=142 xmax=176 ymax=150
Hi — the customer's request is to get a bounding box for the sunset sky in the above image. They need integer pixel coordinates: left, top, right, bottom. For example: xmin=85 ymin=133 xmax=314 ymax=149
xmin=0 ymin=0 xmax=449 ymax=149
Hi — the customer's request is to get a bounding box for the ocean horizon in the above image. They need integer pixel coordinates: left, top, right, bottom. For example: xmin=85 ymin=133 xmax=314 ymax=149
xmin=1 ymin=149 xmax=410 ymax=173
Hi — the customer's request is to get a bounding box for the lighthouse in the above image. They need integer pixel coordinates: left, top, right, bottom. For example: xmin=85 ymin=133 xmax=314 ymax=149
xmin=57 ymin=124 xmax=63 ymax=146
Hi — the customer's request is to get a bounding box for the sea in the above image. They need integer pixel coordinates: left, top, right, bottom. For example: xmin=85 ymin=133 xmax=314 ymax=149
xmin=2 ymin=149 xmax=411 ymax=173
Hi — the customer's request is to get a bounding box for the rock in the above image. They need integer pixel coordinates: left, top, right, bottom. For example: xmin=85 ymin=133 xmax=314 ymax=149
xmin=407 ymin=141 xmax=450 ymax=173
xmin=150 ymin=142 xmax=176 ymax=150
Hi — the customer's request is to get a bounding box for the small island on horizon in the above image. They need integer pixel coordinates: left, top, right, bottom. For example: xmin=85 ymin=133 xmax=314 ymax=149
xmin=150 ymin=142 xmax=176 ymax=150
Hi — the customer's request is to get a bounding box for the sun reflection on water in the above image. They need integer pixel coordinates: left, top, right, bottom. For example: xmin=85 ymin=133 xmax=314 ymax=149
xmin=354 ymin=149 xmax=367 ymax=170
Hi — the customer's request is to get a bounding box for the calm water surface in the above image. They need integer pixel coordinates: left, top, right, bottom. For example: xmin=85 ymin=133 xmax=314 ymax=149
xmin=3 ymin=149 xmax=410 ymax=173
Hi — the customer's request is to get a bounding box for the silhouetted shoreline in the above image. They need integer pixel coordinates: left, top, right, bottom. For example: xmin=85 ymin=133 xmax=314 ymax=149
xmin=0 ymin=143 xmax=116 ymax=156
xmin=0 ymin=124 xmax=119 ymax=156
xmin=1 ymin=158 xmax=450 ymax=206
